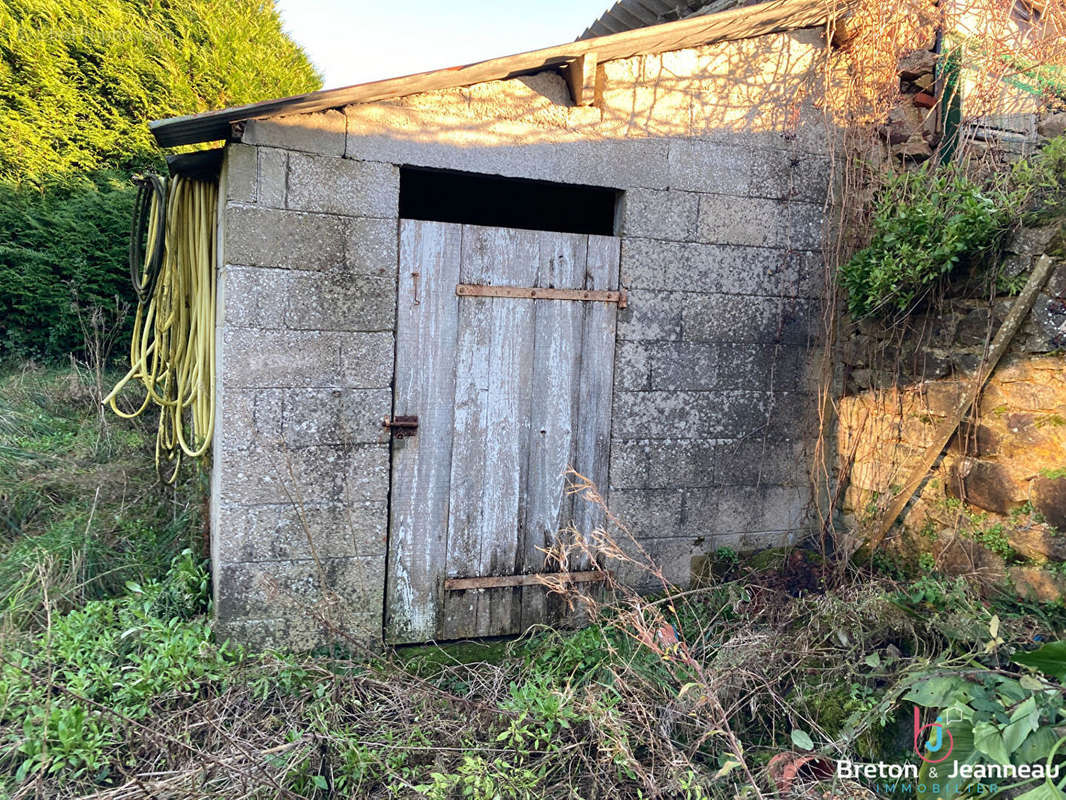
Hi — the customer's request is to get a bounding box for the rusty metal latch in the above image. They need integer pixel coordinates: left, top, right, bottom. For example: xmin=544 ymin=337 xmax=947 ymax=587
xmin=383 ymin=415 xmax=419 ymax=438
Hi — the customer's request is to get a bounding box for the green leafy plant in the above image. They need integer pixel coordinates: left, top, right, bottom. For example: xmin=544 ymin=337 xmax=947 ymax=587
xmin=1011 ymin=136 xmax=1066 ymax=225
xmin=842 ymin=168 xmax=1015 ymax=318
xmin=0 ymin=551 xmax=237 ymax=783
xmin=973 ymin=520 xmax=1015 ymax=560
xmin=903 ymin=637 xmax=1066 ymax=800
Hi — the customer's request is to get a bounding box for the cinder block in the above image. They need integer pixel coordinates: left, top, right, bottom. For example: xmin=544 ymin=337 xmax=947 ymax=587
xmin=679 ymin=487 xmax=720 ymax=531
xmin=778 ymin=297 xmax=824 ymax=345
xmin=221 ymin=328 xmax=342 ymax=389
xmin=682 ymin=293 xmax=782 ymax=343
xmin=282 ymin=388 xmax=391 ymax=446
xmin=242 ymin=110 xmax=347 ymax=157
xmin=338 ymin=331 xmax=395 ymax=387
xmin=608 ymin=489 xmax=684 ymax=539
xmin=714 ymin=485 xmax=810 ymax=533
xmin=224 ymin=144 xmax=257 ymax=204
xmin=667 ymin=139 xmax=753 ymax=194
xmin=215 ymin=555 xmax=385 ymax=625
xmin=764 ymin=391 xmax=818 ymax=440
xmin=714 ymin=246 xmax=820 ymax=298
xmin=616 ymin=289 xmax=683 ymax=341
xmin=620 ymin=188 xmax=699 ymax=240
xmin=717 ymin=343 xmax=823 ymax=394
xmin=697 ymin=195 xmax=774 ymax=247
xmin=608 ymin=439 xmax=650 ymax=488
xmin=216 ymin=443 xmax=389 ymax=506
xmin=712 ymin=343 xmax=771 ymax=390
xmin=620 ymin=238 xmax=688 ymax=290
xmin=621 ymin=238 xmax=786 ymax=294
xmin=700 ymin=390 xmax=772 ymax=438
xmin=215 ymin=500 xmax=387 ymax=562
xmin=613 ymin=536 xmax=702 ymax=588
xmin=646 ymin=438 xmax=716 ymax=487
xmin=787 ymin=251 xmax=829 ymax=299
xmin=347 ymin=217 xmax=399 ymax=277
xmin=612 ymin=391 xmax=705 ymax=439
xmin=257 ymin=148 xmax=287 ymax=208
xmin=738 ymin=529 xmax=799 ymax=550
xmin=713 ymin=438 xmax=810 ymax=486
xmin=749 ymin=151 xmax=831 ymax=204
xmin=770 ymin=345 xmax=818 ymax=393
xmin=225 ymin=206 xmax=347 ymax=270
xmin=221 ymin=329 xmax=393 ymax=389
xmin=285 ymin=273 xmax=396 ymax=332
xmin=614 ymin=341 xmax=652 ymax=391
xmin=648 ymin=341 xmax=717 ymax=390
xmin=219 ymin=266 xmax=290 ymax=329
xmin=286 ymin=153 xmax=399 ymax=217
xmin=697 ymin=195 xmax=823 ymax=250
xmin=216 ymin=388 xmax=283 ymax=452
xmin=214 ymin=612 xmax=381 ymax=650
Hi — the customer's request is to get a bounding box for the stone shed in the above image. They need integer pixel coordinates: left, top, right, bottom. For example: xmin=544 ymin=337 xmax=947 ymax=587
xmin=151 ymin=0 xmax=835 ymax=647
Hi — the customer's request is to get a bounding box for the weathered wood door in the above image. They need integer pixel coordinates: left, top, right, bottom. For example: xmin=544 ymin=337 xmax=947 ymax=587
xmin=385 ymin=220 xmax=620 ymax=644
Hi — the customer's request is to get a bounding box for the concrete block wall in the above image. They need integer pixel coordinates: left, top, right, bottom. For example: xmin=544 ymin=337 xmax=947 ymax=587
xmin=212 ymin=137 xmax=399 ymax=649
xmin=610 ymin=168 xmax=827 ymax=588
xmin=214 ymin=28 xmax=833 ymax=646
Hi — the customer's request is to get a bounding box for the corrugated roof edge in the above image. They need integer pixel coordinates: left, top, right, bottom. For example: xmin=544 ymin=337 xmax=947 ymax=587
xmin=579 ymin=0 xmax=715 ymax=41
xmin=150 ymin=0 xmax=835 ymax=148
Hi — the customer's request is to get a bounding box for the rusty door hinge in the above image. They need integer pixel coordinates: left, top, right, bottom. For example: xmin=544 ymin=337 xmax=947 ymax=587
xmin=383 ymin=415 xmax=419 ymax=438
xmin=456 ymin=284 xmax=627 ymax=308
xmin=444 ymin=571 xmax=609 ymax=591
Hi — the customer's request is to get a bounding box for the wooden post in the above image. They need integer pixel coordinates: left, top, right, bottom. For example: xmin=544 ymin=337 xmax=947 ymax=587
xmin=565 ymin=52 xmax=597 ymax=107
xmin=863 ymin=255 xmax=1057 ymax=553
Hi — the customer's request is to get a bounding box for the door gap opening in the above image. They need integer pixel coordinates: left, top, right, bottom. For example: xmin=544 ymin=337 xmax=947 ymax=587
xmin=399 ymin=166 xmax=618 ymax=236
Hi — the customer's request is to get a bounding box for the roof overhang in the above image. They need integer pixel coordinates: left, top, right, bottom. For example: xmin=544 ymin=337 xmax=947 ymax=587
xmin=150 ymin=0 xmax=834 ymax=148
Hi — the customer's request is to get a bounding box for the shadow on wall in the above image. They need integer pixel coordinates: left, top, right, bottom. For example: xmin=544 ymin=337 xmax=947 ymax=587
xmin=242 ymin=30 xmax=834 ymax=174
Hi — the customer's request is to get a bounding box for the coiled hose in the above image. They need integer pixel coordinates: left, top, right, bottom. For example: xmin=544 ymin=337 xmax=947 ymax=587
xmin=104 ymin=174 xmax=218 ymax=483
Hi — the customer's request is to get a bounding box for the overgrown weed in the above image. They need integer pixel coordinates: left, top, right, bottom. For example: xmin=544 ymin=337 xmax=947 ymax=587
xmin=0 ymin=364 xmax=203 ymax=631
xmin=3 ymin=371 xmax=1066 ymax=798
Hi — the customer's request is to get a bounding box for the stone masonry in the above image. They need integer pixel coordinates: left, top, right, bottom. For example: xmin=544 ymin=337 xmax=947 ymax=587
xmin=213 ymin=28 xmax=833 ymax=647
xmin=837 ymin=221 xmax=1066 ymax=600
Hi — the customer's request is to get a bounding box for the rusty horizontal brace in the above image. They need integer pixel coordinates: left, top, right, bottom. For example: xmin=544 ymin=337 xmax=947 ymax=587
xmin=456 ymin=284 xmax=627 ymax=308
xmin=444 ymin=570 xmax=610 ymax=591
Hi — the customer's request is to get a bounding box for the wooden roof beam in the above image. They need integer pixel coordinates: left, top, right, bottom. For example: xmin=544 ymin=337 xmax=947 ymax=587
xmin=564 ymin=52 xmax=599 ymax=106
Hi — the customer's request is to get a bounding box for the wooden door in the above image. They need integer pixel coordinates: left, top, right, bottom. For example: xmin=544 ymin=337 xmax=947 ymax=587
xmin=385 ymin=220 xmax=620 ymax=644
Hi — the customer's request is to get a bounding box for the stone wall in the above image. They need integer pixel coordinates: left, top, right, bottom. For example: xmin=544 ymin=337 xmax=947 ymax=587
xmin=837 ymin=222 xmax=1066 ymax=600
xmin=214 ymin=28 xmax=834 ymax=647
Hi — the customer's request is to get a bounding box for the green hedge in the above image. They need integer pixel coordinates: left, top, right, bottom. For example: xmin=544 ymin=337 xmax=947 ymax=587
xmin=0 ymin=0 xmax=321 ymax=185
xmin=0 ymin=0 xmax=322 ymax=361
xmin=0 ymin=173 xmax=137 ymax=361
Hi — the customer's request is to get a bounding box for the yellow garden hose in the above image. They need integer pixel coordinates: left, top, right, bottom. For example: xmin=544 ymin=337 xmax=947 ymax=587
xmin=104 ymin=174 xmax=218 ymax=483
